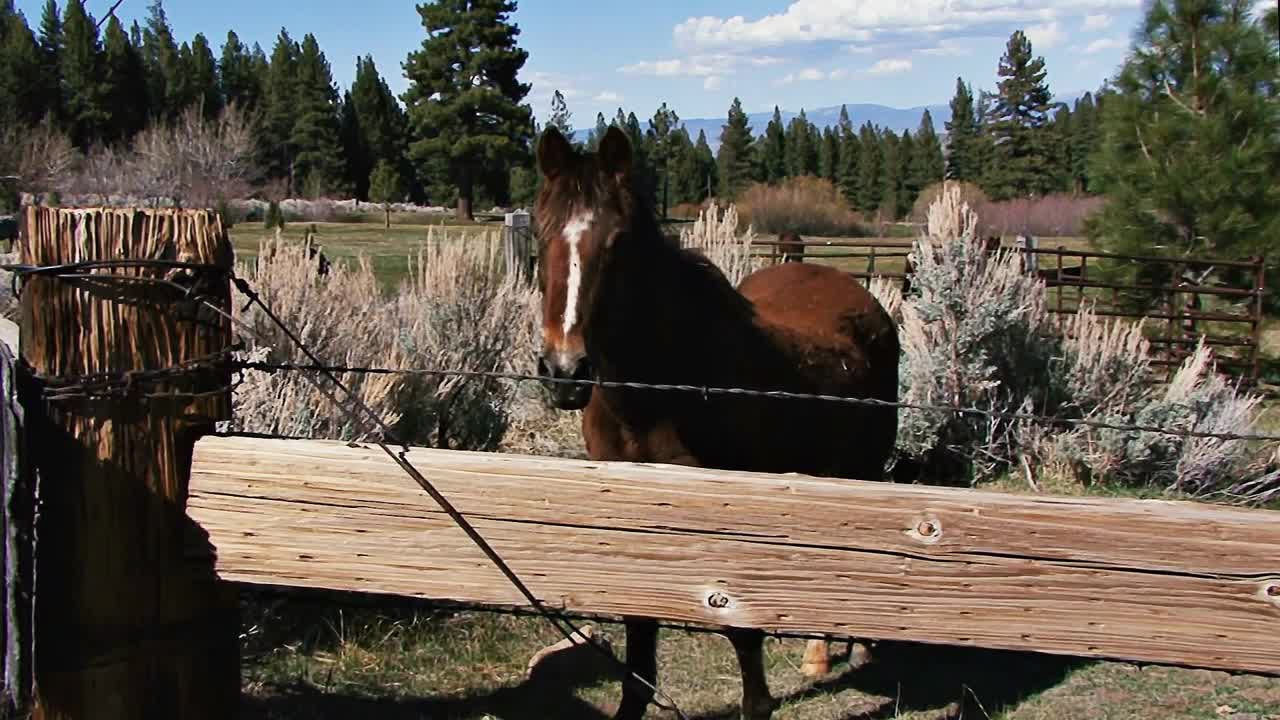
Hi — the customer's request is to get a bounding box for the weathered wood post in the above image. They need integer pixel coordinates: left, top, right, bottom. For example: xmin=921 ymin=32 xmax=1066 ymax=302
xmin=19 ymin=207 xmax=238 ymax=719
xmin=1 ymin=338 xmax=35 ymax=718
xmin=503 ymin=210 xmax=534 ymax=281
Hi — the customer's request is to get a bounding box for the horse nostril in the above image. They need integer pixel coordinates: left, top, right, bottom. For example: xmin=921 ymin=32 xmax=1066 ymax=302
xmin=571 ymin=358 xmax=593 ymax=382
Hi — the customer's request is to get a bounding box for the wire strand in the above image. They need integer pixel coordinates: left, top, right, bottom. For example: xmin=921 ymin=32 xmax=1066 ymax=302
xmin=234 ymin=361 xmax=1280 ymax=444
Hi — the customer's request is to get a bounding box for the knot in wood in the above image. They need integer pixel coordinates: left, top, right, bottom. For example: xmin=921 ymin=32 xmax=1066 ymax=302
xmin=909 ymin=515 xmax=943 ymax=544
xmin=917 ymin=520 xmax=939 ymax=538
xmin=706 ymin=592 xmax=731 ymax=609
xmin=1266 ymin=584 xmax=1280 ymax=599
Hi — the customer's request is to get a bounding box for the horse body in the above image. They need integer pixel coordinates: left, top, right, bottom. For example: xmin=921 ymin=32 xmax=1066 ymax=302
xmin=532 ymin=125 xmax=899 ymax=720
xmin=583 ymin=258 xmax=897 ymax=483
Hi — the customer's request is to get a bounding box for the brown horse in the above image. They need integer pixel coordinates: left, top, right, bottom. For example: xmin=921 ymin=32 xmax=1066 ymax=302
xmin=776 ymin=231 xmax=806 ymax=263
xmin=532 ymin=125 xmax=899 ymax=720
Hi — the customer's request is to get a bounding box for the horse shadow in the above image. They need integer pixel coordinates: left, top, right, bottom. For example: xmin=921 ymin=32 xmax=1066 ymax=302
xmin=241 ymin=639 xmax=1086 ymax=720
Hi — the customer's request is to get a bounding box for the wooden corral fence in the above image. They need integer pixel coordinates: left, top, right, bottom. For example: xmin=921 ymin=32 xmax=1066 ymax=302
xmin=2 ymin=206 xmax=1279 ymax=719
xmin=750 ymin=235 xmax=1268 ymax=385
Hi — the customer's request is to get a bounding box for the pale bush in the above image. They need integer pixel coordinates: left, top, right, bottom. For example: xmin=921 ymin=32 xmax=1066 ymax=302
xmin=894 ymin=181 xmax=1053 ymax=479
xmin=678 ymin=200 xmax=764 ymax=287
xmin=225 ymin=228 xmax=539 ymax=450
xmin=892 ymin=181 xmax=1273 ymax=499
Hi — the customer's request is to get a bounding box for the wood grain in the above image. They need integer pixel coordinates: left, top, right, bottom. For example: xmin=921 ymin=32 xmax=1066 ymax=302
xmin=22 ymin=208 xmax=238 ymax=720
xmin=187 ymin=435 xmax=1280 ymax=676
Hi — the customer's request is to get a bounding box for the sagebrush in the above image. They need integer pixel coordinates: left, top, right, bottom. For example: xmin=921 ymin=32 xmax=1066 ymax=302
xmin=224 ymin=228 xmax=541 ymax=450
xmin=887 ymin=181 xmax=1273 ymax=502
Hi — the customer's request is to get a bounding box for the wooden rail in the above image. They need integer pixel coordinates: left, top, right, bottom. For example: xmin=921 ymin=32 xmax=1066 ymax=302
xmin=187 ymin=435 xmax=1280 ymax=677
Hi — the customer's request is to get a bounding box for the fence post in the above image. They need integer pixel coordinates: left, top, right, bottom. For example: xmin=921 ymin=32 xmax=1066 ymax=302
xmin=503 ymin=211 xmax=533 ymax=281
xmin=1 ymin=339 xmax=34 ymax=719
xmin=19 ymin=207 xmax=238 ymax=719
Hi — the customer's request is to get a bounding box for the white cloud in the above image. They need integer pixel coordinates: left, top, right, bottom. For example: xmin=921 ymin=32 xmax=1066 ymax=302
xmin=865 ymin=58 xmax=912 ymax=75
xmin=798 ymin=67 xmax=825 ymax=81
xmin=828 ymin=68 xmax=851 ymax=81
xmin=672 ymin=1 xmax=1139 ymax=51
xmin=1082 ymin=37 xmax=1126 ymax=54
xmin=844 ymin=45 xmax=874 ymax=54
xmin=594 ymin=91 xmax=623 ymax=104
xmin=1082 ymin=14 xmax=1112 ymax=31
xmin=703 ymin=76 xmax=722 ymax=91
xmin=1026 ymin=21 xmax=1064 ymax=49
xmin=916 ymin=39 xmax=970 ymax=56
xmin=618 ymin=53 xmax=782 ymax=78
xmin=777 ymin=72 xmax=796 ymax=86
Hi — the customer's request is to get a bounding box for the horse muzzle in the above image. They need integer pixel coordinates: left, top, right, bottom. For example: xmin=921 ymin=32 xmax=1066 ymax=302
xmin=536 ymin=352 xmax=594 ymax=410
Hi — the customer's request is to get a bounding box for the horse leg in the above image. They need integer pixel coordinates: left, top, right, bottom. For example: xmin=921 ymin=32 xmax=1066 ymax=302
xmin=729 ymin=628 xmax=777 ymax=720
xmin=801 ymin=638 xmax=831 ymax=677
xmin=614 ymin=618 xmax=659 ymax=720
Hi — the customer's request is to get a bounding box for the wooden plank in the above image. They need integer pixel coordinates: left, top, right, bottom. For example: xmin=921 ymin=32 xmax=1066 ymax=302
xmin=21 ymin=208 xmax=238 ymax=720
xmin=0 ymin=341 xmax=33 ymax=716
xmin=187 ymin=435 xmax=1280 ymax=677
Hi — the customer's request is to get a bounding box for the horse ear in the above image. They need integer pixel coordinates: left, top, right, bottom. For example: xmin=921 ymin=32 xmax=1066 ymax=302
xmin=597 ymin=126 xmax=632 ymax=179
xmin=537 ymin=127 xmax=575 ymax=178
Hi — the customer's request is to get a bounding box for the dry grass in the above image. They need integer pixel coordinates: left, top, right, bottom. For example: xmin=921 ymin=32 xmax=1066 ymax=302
xmin=736 ymin=177 xmax=867 ymax=238
xmin=224 ymin=228 xmax=541 ymax=450
xmin=678 ymin=200 xmax=764 ymax=287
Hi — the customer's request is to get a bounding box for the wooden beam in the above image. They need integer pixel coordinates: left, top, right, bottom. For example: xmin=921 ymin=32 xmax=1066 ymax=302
xmin=22 ymin=208 xmax=239 ymax=720
xmin=187 ymin=435 xmax=1280 ymax=676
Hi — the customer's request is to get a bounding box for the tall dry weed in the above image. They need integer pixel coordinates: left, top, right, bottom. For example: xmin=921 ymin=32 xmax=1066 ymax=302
xmin=678 ymin=201 xmax=764 ymax=287
xmin=736 ymin=176 xmax=866 ymax=238
xmin=224 ymin=228 xmax=540 ymax=450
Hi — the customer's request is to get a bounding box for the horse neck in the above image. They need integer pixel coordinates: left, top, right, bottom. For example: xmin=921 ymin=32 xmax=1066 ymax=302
xmin=588 ymin=224 xmax=757 ymax=385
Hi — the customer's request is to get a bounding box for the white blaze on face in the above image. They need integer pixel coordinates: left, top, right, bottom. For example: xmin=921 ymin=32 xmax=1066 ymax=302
xmin=561 ymin=210 xmax=595 ymax=336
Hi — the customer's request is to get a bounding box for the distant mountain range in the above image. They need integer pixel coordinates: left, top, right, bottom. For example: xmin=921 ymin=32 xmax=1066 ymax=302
xmin=572 ymin=92 xmax=1087 ymax=152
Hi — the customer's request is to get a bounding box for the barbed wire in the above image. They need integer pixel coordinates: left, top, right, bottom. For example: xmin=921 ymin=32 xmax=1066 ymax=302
xmin=235 ymin=360 xmax=1280 ymax=444
xmin=11 ymin=257 xmax=689 ymax=718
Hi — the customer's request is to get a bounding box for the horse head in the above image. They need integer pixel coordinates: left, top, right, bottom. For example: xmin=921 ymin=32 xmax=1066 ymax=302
xmin=532 ymin=125 xmax=638 ymax=410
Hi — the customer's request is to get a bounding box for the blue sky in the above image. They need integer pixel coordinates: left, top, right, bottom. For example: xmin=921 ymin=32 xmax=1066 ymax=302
xmin=15 ymin=0 xmax=1162 ymax=122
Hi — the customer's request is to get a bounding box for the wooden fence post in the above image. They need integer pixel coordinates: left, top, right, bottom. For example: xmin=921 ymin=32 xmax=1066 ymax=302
xmin=18 ymin=207 xmax=238 ymax=719
xmin=1 ymin=340 xmax=34 ymax=718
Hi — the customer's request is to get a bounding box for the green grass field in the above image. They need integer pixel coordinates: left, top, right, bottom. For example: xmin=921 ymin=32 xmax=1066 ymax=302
xmin=232 ymin=217 xmax=1280 ymax=719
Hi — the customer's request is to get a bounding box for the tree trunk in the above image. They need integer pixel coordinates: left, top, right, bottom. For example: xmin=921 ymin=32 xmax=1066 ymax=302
xmin=455 ymin=166 xmax=475 ymax=222
xmin=383 ymin=203 xmax=391 ymax=229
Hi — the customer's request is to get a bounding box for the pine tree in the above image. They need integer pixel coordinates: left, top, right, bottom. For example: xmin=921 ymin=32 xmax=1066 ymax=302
xmin=368 ymin=159 xmax=405 ymax=228
xmin=188 ymin=33 xmax=220 ymax=117
xmin=402 ymin=0 xmax=532 ymax=220
xmin=856 ymin=122 xmax=881 ymax=212
xmin=880 ymin=130 xmax=903 ymax=221
xmin=547 ymin=89 xmax=573 ymax=138
xmin=344 ymin=55 xmax=408 ymax=200
xmin=36 ymin=0 xmax=61 ymax=122
xmin=895 ymin=129 xmax=916 ymax=217
xmin=142 ymin=0 xmax=182 ymax=119
xmin=818 ymin=126 xmax=839 ymax=182
xmin=647 ymin=101 xmax=680 ymax=217
xmin=586 ymin=112 xmax=608 ymax=150
xmin=291 ymin=33 xmax=346 ymax=197
xmin=260 ymin=28 xmax=299 ymax=185
xmin=717 ymin=97 xmax=754 ymax=198
xmin=837 ymin=105 xmax=860 ymax=206
xmin=785 ymin=110 xmax=818 ymax=177
xmin=762 ymin=106 xmax=786 ymax=183
xmin=1068 ymin=92 xmax=1098 ymax=194
xmin=910 ymin=109 xmax=946 ymax=206
xmin=220 ymin=31 xmax=261 ymax=112
xmin=101 ymin=15 xmax=147 ymax=141
xmin=1088 ymin=0 xmax=1279 ymax=260
xmin=59 ymin=0 xmax=107 ymax=148
xmin=0 ymin=9 xmax=45 ymax=126
xmin=692 ymin=129 xmax=716 ymax=202
xmin=986 ymin=30 xmax=1056 ymax=199
xmin=944 ymin=77 xmax=983 ymax=183
xmin=668 ymin=127 xmax=699 ymax=205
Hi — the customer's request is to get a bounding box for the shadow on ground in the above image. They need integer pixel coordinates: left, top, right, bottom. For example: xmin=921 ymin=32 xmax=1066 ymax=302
xmin=241 ymin=639 xmax=1087 ymax=720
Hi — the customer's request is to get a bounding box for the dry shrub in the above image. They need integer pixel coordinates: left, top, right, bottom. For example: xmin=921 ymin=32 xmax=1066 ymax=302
xmin=973 ymin=193 xmax=1106 ymax=238
xmin=678 ymin=200 xmax=764 ymax=287
xmin=736 ymin=176 xmax=867 ymax=238
xmin=892 ymin=181 xmax=1274 ymax=500
xmin=669 ymin=201 xmax=709 ymax=220
xmin=225 ymin=228 xmax=539 ymax=450
xmin=0 ymin=116 xmax=77 ymax=198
